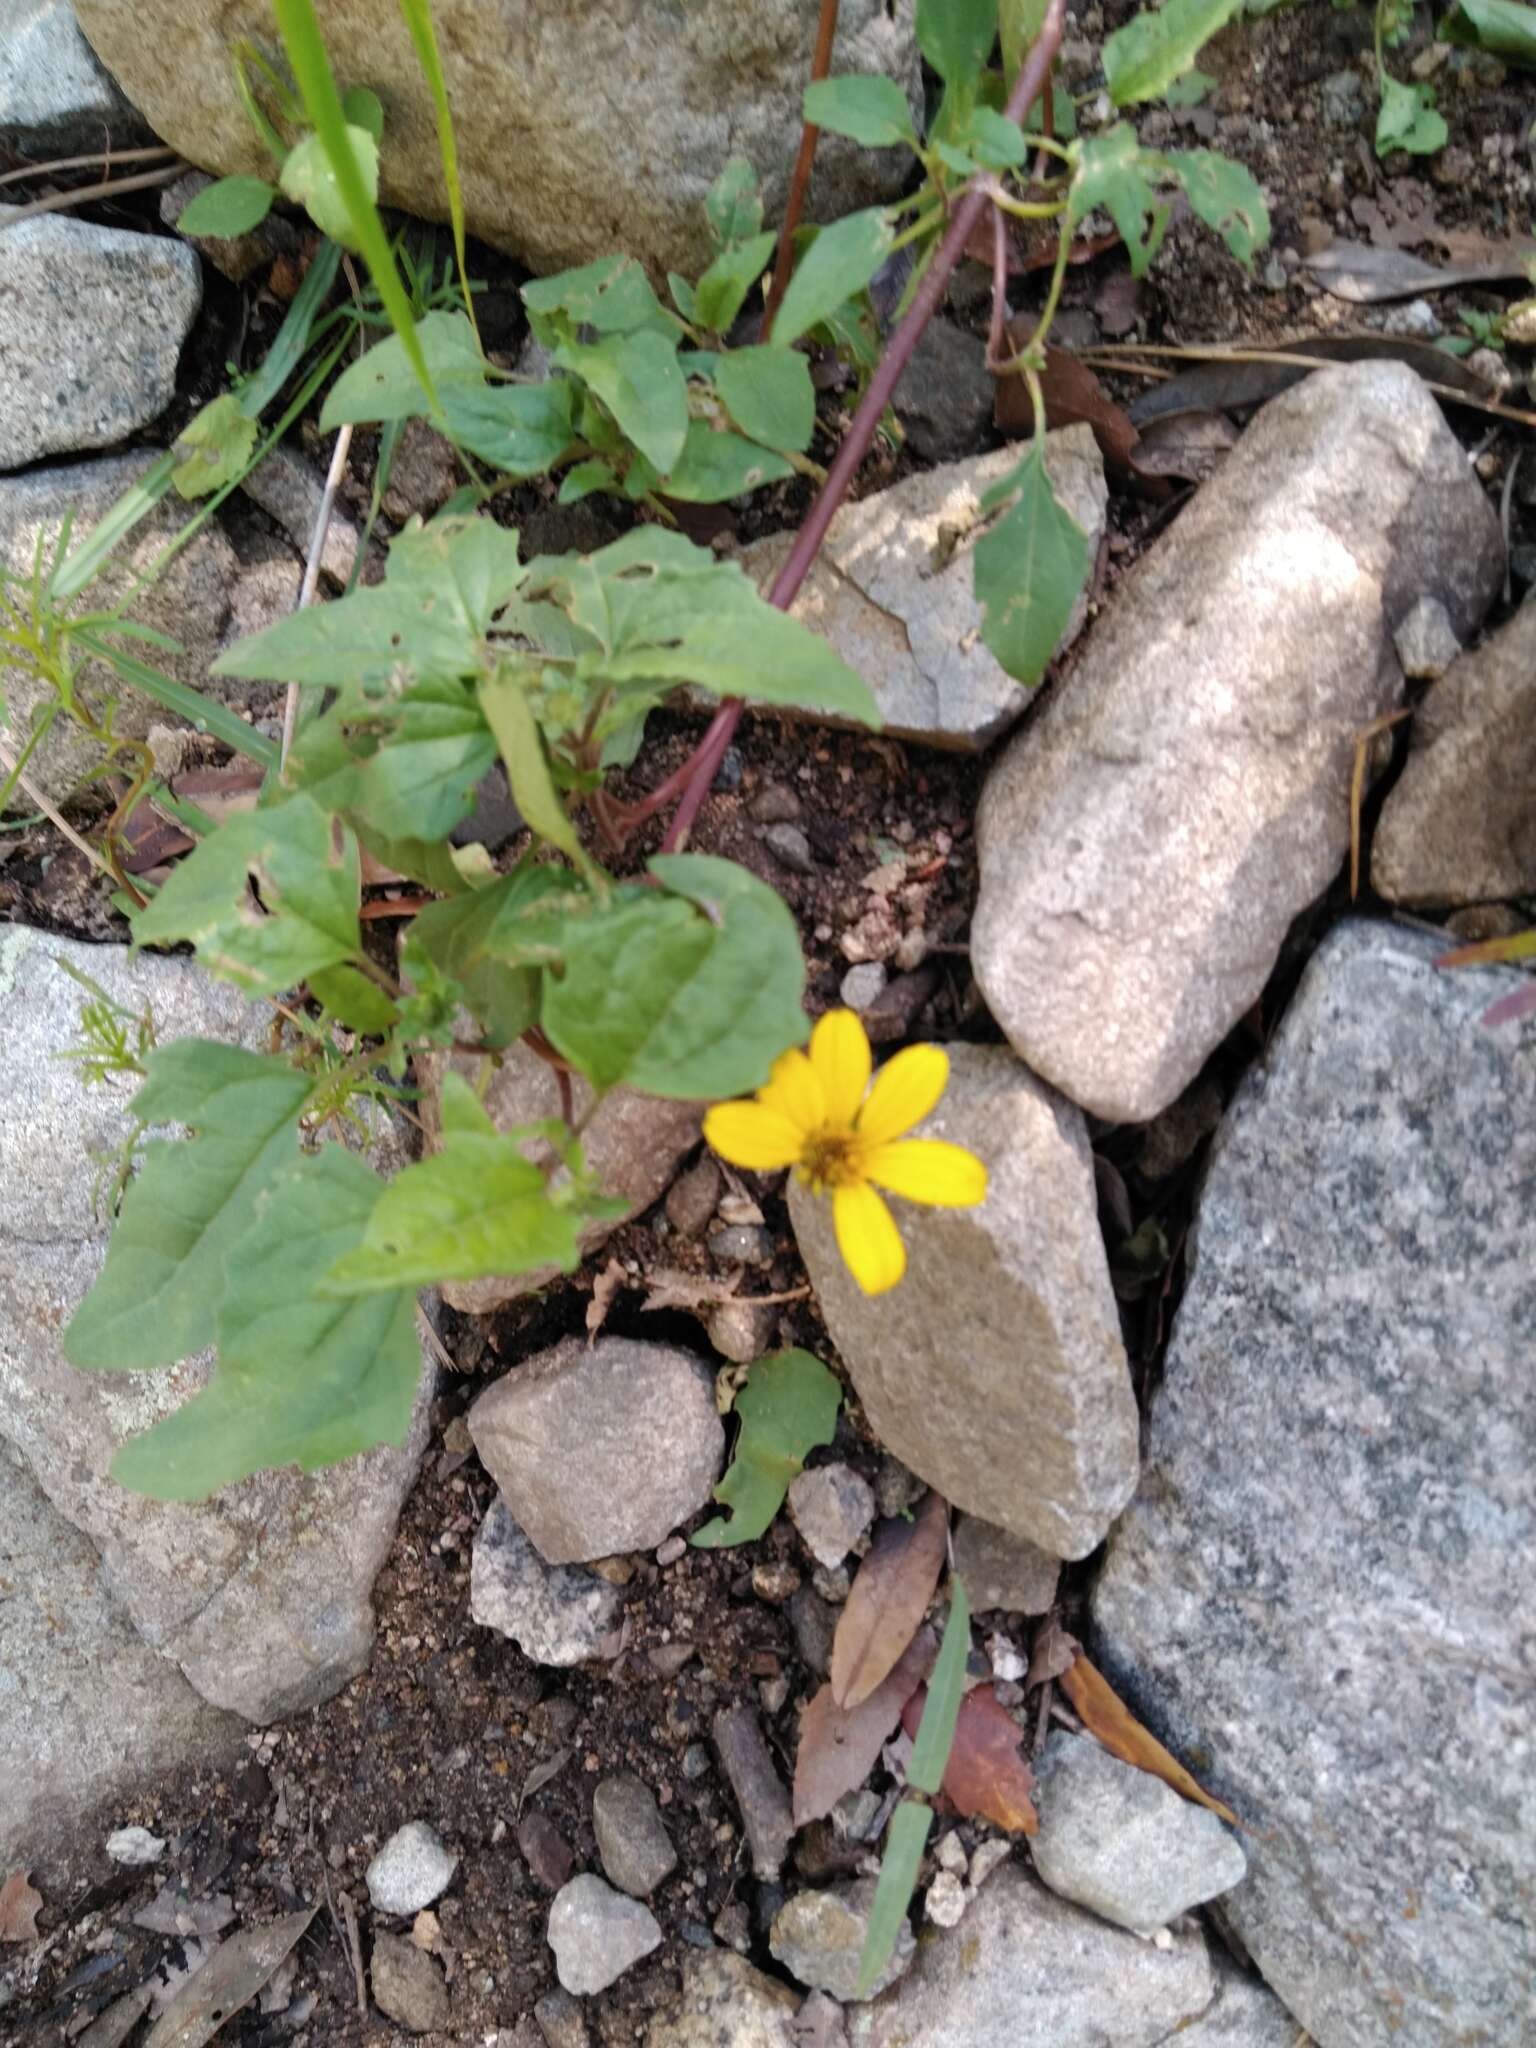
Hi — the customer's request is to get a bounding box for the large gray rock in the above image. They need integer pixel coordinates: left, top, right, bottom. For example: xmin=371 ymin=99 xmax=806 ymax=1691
xmin=0 ymin=209 xmax=199 ymax=470
xmin=1029 ymin=1732 xmax=1247 ymax=1933
xmin=468 ymin=1336 xmax=722 ymax=1564
xmin=0 ymin=928 xmax=434 ymax=1722
xmin=421 ymin=1039 xmax=700 ymax=1314
xmin=469 ymin=1495 xmax=623 ymax=1666
xmin=73 ymin=0 xmax=918 ymax=278
xmin=643 ymin=1949 xmax=800 ymax=2048
xmin=0 ymin=1445 xmax=242 ymax=1875
xmin=1092 ymin=920 xmax=1536 ymax=2048
xmin=0 ymin=0 xmax=146 ymax=154
xmin=0 ymin=453 xmax=256 ymax=800
xmin=847 ymin=1866 xmax=1216 ymax=2048
xmin=1372 ymin=593 xmax=1536 ymax=907
xmin=737 ymin=430 xmax=1106 ymax=750
xmin=1184 ymin=1955 xmax=1305 ymax=2046
xmin=788 ymin=1044 xmax=1137 ymax=1558
xmin=973 ymin=363 xmax=1505 ymax=1123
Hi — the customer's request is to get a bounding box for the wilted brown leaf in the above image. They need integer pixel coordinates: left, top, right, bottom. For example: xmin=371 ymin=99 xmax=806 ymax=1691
xmin=900 ymin=1686 xmax=1039 ymax=1834
xmin=0 ymin=1869 xmax=41 ymax=1942
xmin=586 ymin=1258 xmax=626 ymax=1340
xmin=1060 ymin=1652 xmax=1238 ymax=1827
xmin=640 ymin=1267 xmax=742 ymax=1314
xmin=1128 ymin=408 xmax=1239 ymax=484
xmin=794 ymin=1629 xmax=935 ymax=1827
xmin=831 ymin=1490 xmax=948 ymax=1711
xmin=143 ymin=1906 xmax=316 ymax=2048
xmin=995 ymin=328 xmax=1145 ymax=488
xmin=1026 ymin=1615 xmax=1080 ymax=1691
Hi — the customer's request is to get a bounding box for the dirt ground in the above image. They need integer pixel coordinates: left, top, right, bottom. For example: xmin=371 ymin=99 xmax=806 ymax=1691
xmin=3 ymin=2 xmax=1531 ymax=2039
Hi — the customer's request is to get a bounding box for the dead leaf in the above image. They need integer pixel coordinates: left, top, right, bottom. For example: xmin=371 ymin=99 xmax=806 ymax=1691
xmin=902 ymin=1686 xmax=1039 ymax=1834
xmin=1303 ymin=238 xmax=1532 ymax=303
xmin=995 ymin=326 xmax=1146 ymax=488
xmin=1124 ymin=334 xmax=1499 ymax=431
xmin=0 ymin=1869 xmax=42 ymax=1941
xmin=586 ymin=1258 xmax=626 ymax=1340
xmin=1128 ymin=408 xmax=1239 ymax=484
xmin=1093 ymin=268 xmax=1143 ymax=337
xmin=831 ymin=1491 xmax=948 ymax=1710
xmin=1060 ymin=1652 xmax=1239 ymax=1827
xmin=640 ymin=1267 xmax=743 ymax=1314
xmin=78 ymin=1985 xmax=155 ymax=2048
xmin=793 ymin=1628 xmax=936 ymax=1827
xmin=143 ymin=1906 xmax=316 ymax=2048
xmin=1026 ymin=1615 xmax=1081 ymax=1691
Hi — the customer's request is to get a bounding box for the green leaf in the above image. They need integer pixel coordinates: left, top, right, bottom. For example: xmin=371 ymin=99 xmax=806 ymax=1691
xmin=279 ymin=124 xmax=380 ymax=247
xmin=691 ymin=1350 xmax=842 ymax=1547
xmin=965 ymin=106 xmax=1030 ymax=169
xmin=916 ymin=0 xmax=997 ymax=88
xmin=803 ymin=74 xmax=917 ymax=148
xmin=557 ymin=458 xmax=621 ymax=503
xmin=553 ymin=330 xmax=689 ymax=474
xmin=661 ymin=422 xmax=794 ymax=502
xmin=1165 ymin=66 xmax=1217 ymax=106
xmin=132 ymin=791 xmax=363 ymax=995
xmin=109 ymin=1147 xmax=421 ymax=1499
xmin=340 ymin=82 xmax=384 ymax=141
xmin=479 ymin=667 xmax=589 ymax=868
xmin=1000 ymin=0 xmax=1052 ymax=84
xmin=1102 ymin=0 xmax=1243 ymax=106
xmin=973 ymin=444 xmax=1090 ymax=686
xmin=289 ymin=681 xmax=497 ymax=843
xmin=64 ymin=1042 xmax=312 ymax=1370
xmin=907 ymin=1580 xmax=972 ymax=1794
xmin=177 ymin=174 xmax=276 ymax=238
xmin=439 ymin=378 xmax=577 ymax=477
xmin=1068 ymin=124 xmax=1171 ymax=277
xmin=1442 ymin=0 xmax=1536 ymax=63
xmin=693 ymin=229 xmax=778 ymax=334
xmin=523 ymin=253 xmax=666 ymax=336
xmin=403 ymin=863 xmax=575 ymax=1045
xmin=714 ymin=345 xmax=817 ymax=453
xmin=705 ymin=156 xmax=764 ymax=247
xmin=320 ymin=1071 xmax=587 ymax=1293
xmin=542 ymin=853 xmax=809 ymax=1098
xmin=321 ymin=311 xmax=484 ymax=427
xmin=771 ymin=209 xmax=895 ymax=348
xmin=1162 ymin=148 xmax=1269 ymax=265
xmin=307 ymin=962 xmax=400 ymax=1033
xmin=669 ymin=271 xmax=699 ymax=320
xmin=170 ymin=394 xmax=259 ymax=500
xmin=1375 ymin=75 xmax=1448 ymax=156
xmin=855 ymin=1803 xmax=934 ymax=2000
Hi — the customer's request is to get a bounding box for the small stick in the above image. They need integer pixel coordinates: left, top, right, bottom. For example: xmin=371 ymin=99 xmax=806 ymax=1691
xmin=0 ymin=143 xmax=177 ymax=188
xmin=0 ymin=737 xmax=122 ymax=886
xmin=1500 ymin=447 xmax=1521 ymax=606
xmin=759 ymin=0 xmax=841 ymax=344
xmin=0 ymin=162 xmax=185 ymax=228
xmin=338 ymin=1891 xmax=368 ymax=2018
xmin=280 ymin=423 xmax=355 ymax=770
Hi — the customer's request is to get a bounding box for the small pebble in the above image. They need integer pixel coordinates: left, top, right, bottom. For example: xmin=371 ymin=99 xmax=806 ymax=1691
xmin=710 ymin=1223 xmax=774 ymax=1265
xmin=519 ymin=1811 xmax=575 ymax=1892
xmin=106 ymin=1826 xmax=165 ymax=1866
xmin=714 ymin=745 xmax=745 ymax=792
xmin=787 ymin=1464 xmax=876 ymax=1570
xmin=535 ymin=1987 xmax=591 ymax=2048
xmin=682 ymin=1743 xmax=712 ymax=1781
xmin=812 ymin=1564 xmax=851 ymax=1603
xmin=969 ymin=1839 xmax=1013 ymax=1889
xmin=763 ymin=822 xmax=816 ymax=875
xmin=934 ymin=1833 xmax=968 ymax=1876
xmin=366 ymin=1821 xmax=458 ymax=1916
xmin=839 ymin=962 xmax=888 ymax=1012
xmin=655 ymin=1536 xmax=687 ymax=1567
xmin=925 ymin=1870 xmax=968 ymax=1927
xmin=665 ymin=1156 xmax=722 ymax=1237
xmin=752 ymin=1560 xmax=803 ymax=1603
xmin=371 ymin=1929 xmax=450 ymax=2033
xmin=592 ymin=1773 xmax=678 ymax=1898
xmin=547 ymin=1874 xmax=662 ymax=1994
xmin=748 ymin=782 xmax=803 ymax=824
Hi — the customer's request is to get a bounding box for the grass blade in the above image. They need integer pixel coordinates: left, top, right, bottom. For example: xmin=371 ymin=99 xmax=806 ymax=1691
xmin=71 ymin=630 xmax=279 ymax=767
xmin=855 ymin=1800 xmax=932 ymax=1999
xmin=395 ymin=0 xmax=481 ymax=349
xmin=907 ymin=1576 xmax=971 ymax=1795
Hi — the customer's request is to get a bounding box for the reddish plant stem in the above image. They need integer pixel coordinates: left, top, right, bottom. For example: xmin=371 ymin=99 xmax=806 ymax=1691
xmin=759 ymin=0 xmax=841 ymax=345
xmin=658 ymin=0 xmax=1067 ymax=855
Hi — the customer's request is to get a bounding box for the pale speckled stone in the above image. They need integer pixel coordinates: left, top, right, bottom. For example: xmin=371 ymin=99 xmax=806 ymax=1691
xmin=643 ymin=1949 xmax=800 ymax=2048
xmin=469 ymin=1496 xmax=622 ymax=1667
xmin=1092 ymin=920 xmax=1536 ymax=2048
xmin=771 ymin=1881 xmax=914 ymax=2002
xmin=735 ymin=430 xmax=1107 ymax=749
xmin=974 ymin=363 xmax=1504 ymax=1123
xmin=548 ymin=1873 xmax=661 ymax=1995
xmin=366 ymin=1821 xmax=458 ymax=1916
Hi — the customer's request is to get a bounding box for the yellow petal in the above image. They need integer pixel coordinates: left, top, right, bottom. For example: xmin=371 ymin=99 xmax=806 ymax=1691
xmin=757 ymin=1046 xmax=825 ymax=1133
xmin=808 ymin=1008 xmax=871 ymax=1128
xmin=865 ymin=1138 xmax=988 ymax=1207
xmin=832 ymin=1181 xmax=907 ymax=1295
xmin=703 ymin=1100 xmax=804 ymax=1171
xmin=857 ymin=1043 xmax=949 ymax=1146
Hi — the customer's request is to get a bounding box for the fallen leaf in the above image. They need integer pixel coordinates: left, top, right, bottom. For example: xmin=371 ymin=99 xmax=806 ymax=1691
xmin=1026 ymin=1615 xmax=1081 ymax=1690
xmin=143 ymin=1906 xmax=316 ymax=2048
xmin=641 ymin=1266 xmax=742 ymax=1314
xmin=1060 ymin=1651 xmax=1238 ymax=1826
xmin=0 ymin=1869 xmax=42 ymax=1941
xmin=586 ymin=1257 xmax=626 ymax=1340
xmin=793 ymin=1628 xmax=936 ymax=1827
xmin=1093 ymin=267 xmax=1144 ymax=337
xmin=1124 ymin=333 xmax=1501 ymax=430
xmin=1302 ymin=238 xmax=1532 ymax=302
xmin=1128 ymin=408 xmax=1239 ymax=483
xmin=831 ymin=1490 xmax=948 ymax=1710
xmin=901 ymin=1686 xmax=1039 ymax=1834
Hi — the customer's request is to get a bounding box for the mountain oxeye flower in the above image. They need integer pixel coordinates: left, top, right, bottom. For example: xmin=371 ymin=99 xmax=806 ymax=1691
xmin=702 ymin=1009 xmax=987 ymax=1297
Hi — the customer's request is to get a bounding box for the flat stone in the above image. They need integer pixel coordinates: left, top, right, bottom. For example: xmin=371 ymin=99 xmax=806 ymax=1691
xmin=973 ymin=363 xmax=1504 ymax=1123
xmin=0 ymin=1447 xmax=242 ymax=1876
xmin=735 ymin=431 xmax=1107 ymax=750
xmin=1030 ymin=1733 xmax=1247 ymax=1933
xmin=422 ymin=1039 xmax=700 ymax=1313
xmin=592 ymin=1773 xmax=678 ymax=1899
xmin=847 ymin=1866 xmax=1215 ymax=2048
xmin=1182 ymin=1955 xmax=1305 ymax=2045
xmin=1372 ymin=594 xmax=1536 ymax=907
xmin=0 ymin=928 xmax=435 ymax=1723
xmin=1392 ymin=593 xmax=1461 ymax=679
xmin=0 ymin=0 xmax=147 ymax=151
xmin=0 ymin=207 xmax=198 ymax=470
xmin=370 ymin=1928 xmax=451 ymax=2032
xmin=1091 ymin=920 xmax=1536 ymax=2048
xmin=951 ymin=1516 xmax=1060 ymax=1614
xmin=367 ymin=1821 xmax=457 ymax=1916
xmin=547 ymin=1873 xmax=661 ymax=1996
xmin=73 ymin=0 xmax=918 ymax=277
xmin=772 ymin=1880 xmax=912 ymax=2003
xmin=894 ymin=318 xmax=997 ymax=464
xmin=713 ymin=1705 xmax=794 ymax=1879
xmin=0 ymin=453 xmax=255 ymax=800
xmin=789 ymin=1044 xmax=1137 ymax=1558
xmin=469 ymin=1495 xmax=623 ymax=1666
xmin=238 ymin=443 xmax=362 ymax=589
xmin=786 ymin=1464 xmax=875 ymax=1570
xmin=643 ymin=1948 xmax=801 ymax=2048
xmin=519 ymin=1809 xmax=575 ymax=1892
xmin=468 ymin=1337 xmax=722 ymax=1564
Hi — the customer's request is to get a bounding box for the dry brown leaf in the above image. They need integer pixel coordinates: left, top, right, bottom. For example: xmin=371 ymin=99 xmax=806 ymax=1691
xmin=793 ymin=1628 xmax=935 ymax=1827
xmin=1026 ymin=1615 xmax=1080 ymax=1692
xmin=1128 ymin=409 xmax=1239 ymax=484
xmin=586 ymin=1258 xmax=626 ymax=1340
xmin=143 ymin=1906 xmax=316 ymax=2048
xmin=0 ymin=1869 xmax=42 ymax=1942
xmin=831 ymin=1490 xmax=947 ymax=1710
xmin=640 ymin=1267 xmax=743 ymax=1314
xmin=1060 ymin=1652 xmax=1239 ymax=1827
xmin=995 ymin=328 xmax=1145 ymax=488
xmin=902 ymin=1686 xmax=1039 ymax=1834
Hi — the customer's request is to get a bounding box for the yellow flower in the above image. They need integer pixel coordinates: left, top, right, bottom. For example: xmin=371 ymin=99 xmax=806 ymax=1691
xmin=703 ymin=1010 xmax=987 ymax=1297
